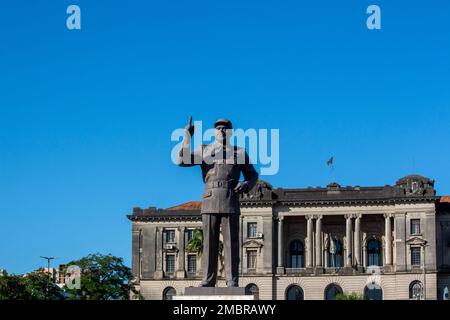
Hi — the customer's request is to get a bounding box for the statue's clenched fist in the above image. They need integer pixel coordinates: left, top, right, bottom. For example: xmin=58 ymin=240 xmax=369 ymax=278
xmin=185 ymin=116 xmax=195 ymax=137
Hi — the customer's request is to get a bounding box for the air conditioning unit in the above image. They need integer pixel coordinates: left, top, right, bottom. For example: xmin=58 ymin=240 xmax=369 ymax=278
xmin=165 ymin=244 xmax=176 ymax=250
xmin=256 ymin=232 xmax=264 ymax=239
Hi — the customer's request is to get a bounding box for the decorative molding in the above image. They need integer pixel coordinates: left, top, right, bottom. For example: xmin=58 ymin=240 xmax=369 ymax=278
xmin=243 ymin=239 xmax=264 ymax=248
xmin=128 ymin=214 xmax=202 ymax=222
xmin=405 ymin=236 xmax=427 ymax=246
xmin=277 ymin=197 xmax=438 ymax=207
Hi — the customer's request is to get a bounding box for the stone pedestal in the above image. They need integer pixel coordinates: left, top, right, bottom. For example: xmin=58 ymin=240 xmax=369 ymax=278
xmin=355 ymin=266 xmax=364 ymax=273
xmin=173 ymin=287 xmax=255 ymax=300
xmin=276 ymin=267 xmax=285 ymax=274
xmin=383 ymin=265 xmax=394 ymax=273
xmin=305 ymin=267 xmax=314 ymax=274
xmin=342 ymin=267 xmax=355 ymax=275
xmin=313 ymin=267 xmax=324 ymax=275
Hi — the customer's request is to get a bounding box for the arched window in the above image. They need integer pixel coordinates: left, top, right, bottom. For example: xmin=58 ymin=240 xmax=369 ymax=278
xmin=290 ymin=240 xmax=304 ymax=268
xmin=328 ymin=238 xmax=343 ymax=268
xmin=364 ymin=285 xmax=383 ymax=300
xmin=367 ymin=239 xmax=382 ymax=266
xmin=163 ymin=287 xmax=176 ymax=300
xmin=443 ymin=286 xmax=449 ymax=300
xmin=324 ymin=283 xmax=343 ymax=300
xmin=409 ymin=281 xmax=423 ymax=300
xmin=245 ymin=283 xmax=259 ymax=300
xmin=285 ymin=284 xmax=304 ymax=300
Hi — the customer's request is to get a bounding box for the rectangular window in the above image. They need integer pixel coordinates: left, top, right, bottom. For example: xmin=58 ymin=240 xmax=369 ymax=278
xmin=166 ymin=255 xmax=175 ymax=273
xmin=411 ymin=219 xmax=421 ymax=235
xmin=411 ymin=247 xmax=421 ymax=266
xmin=187 ymin=255 xmax=197 ymax=273
xmin=247 ymin=223 xmax=257 ymax=238
xmin=166 ymin=230 xmax=176 ymax=243
xmin=247 ymin=250 xmax=257 ymax=269
xmin=186 ymin=229 xmax=194 ymax=242
xmin=58 ymin=264 xmax=66 ymax=284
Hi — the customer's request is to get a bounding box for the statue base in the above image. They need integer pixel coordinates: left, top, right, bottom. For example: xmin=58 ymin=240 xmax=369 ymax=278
xmin=173 ymin=287 xmax=255 ymax=300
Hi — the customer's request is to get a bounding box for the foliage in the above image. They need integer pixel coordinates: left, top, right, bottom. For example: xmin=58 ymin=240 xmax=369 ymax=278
xmin=0 ymin=269 xmax=65 ymax=300
xmin=334 ymin=292 xmax=366 ymax=300
xmin=62 ymin=253 xmax=137 ymax=300
xmin=1 ymin=254 xmax=136 ymax=300
xmin=186 ymin=228 xmax=224 ymax=273
xmin=0 ymin=271 xmax=27 ymax=300
xmin=186 ymin=229 xmax=204 ymax=256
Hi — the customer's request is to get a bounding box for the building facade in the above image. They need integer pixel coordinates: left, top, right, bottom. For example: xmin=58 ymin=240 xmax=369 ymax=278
xmin=127 ymin=175 xmax=450 ymax=300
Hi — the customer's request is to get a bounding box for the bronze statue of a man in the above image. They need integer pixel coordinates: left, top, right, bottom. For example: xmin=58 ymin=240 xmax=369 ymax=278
xmin=177 ymin=117 xmax=258 ymax=287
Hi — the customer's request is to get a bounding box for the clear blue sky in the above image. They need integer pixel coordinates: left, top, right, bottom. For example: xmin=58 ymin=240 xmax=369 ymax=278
xmin=1 ymin=0 xmax=449 ymax=274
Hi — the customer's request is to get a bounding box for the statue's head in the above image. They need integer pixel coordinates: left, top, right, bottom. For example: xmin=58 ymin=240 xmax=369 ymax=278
xmin=214 ymin=118 xmax=232 ymax=144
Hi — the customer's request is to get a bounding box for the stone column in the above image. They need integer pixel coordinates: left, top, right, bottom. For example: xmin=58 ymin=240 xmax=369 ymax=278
xmin=345 ymin=214 xmax=353 ymax=268
xmin=177 ymin=227 xmax=186 ymax=278
xmin=394 ymin=213 xmax=406 ymax=272
xmin=424 ymin=211 xmax=436 ymax=274
xmin=131 ymin=229 xmax=141 ymax=280
xmin=363 ymin=232 xmax=368 ymax=268
xmin=277 ymin=216 xmax=285 ymax=273
xmin=306 ymin=215 xmax=314 ymax=268
xmin=239 ymin=216 xmax=244 ymax=275
xmin=315 ymin=215 xmax=323 ymax=267
xmin=154 ymin=227 xmax=163 ymax=279
xmin=354 ymin=214 xmax=362 ymax=268
xmin=384 ymin=213 xmax=392 ymax=265
xmin=262 ymin=216 xmax=273 ymax=274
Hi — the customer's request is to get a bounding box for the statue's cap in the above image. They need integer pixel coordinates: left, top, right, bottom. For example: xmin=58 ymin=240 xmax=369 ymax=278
xmin=214 ymin=118 xmax=232 ymax=129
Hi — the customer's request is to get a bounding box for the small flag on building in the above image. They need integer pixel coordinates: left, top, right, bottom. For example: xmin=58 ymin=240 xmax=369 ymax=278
xmin=327 ymin=157 xmax=334 ymax=166
xmin=327 ymin=156 xmax=336 ymax=183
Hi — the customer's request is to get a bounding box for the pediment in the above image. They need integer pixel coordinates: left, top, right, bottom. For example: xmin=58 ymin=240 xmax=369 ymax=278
xmin=406 ymin=236 xmax=427 ymax=245
xmin=243 ymin=239 xmax=264 ymax=248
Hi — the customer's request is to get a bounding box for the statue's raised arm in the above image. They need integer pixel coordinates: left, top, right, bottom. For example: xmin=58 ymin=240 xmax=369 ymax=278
xmin=177 ymin=116 xmax=199 ymax=166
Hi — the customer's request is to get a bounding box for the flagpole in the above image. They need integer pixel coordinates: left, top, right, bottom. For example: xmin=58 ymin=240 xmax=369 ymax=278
xmin=327 ymin=157 xmax=335 ymax=182
xmin=332 ymin=163 xmax=335 ymax=183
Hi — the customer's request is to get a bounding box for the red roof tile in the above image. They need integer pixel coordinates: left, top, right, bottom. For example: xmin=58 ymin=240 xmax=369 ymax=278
xmin=166 ymin=201 xmax=201 ymax=211
xmin=440 ymin=196 xmax=450 ymax=203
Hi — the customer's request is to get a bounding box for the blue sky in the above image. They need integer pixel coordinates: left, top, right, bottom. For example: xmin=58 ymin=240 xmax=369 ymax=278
xmin=0 ymin=0 xmax=449 ymax=274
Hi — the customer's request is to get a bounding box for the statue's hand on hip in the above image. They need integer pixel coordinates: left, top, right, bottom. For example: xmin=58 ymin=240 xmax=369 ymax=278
xmin=234 ymin=181 xmax=249 ymax=194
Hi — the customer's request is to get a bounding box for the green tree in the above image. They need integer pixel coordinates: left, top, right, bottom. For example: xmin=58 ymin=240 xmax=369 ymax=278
xmin=0 ymin=271 xmax=28 ymax=300
xmin=334 ymin=292 xmax=366 ymax=300
xmin=186 ymin=228 xmax=204 ymax=256
xmin=22 ymin=269 xmax=65 ymax=300
xmin=0 ymin=270 xmax=64 ymax=300
xmin=186 ymin=228 xmax=224 ymax=273
xmin=62 ymin=253 xmax=137 ymax=300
